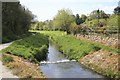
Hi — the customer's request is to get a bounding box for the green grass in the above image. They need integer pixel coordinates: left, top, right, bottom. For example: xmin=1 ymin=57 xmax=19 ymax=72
xmin=2 ymin=33 xmax=49 ymax=62
xmin=30 ymin=30 xmax=119 ymax=61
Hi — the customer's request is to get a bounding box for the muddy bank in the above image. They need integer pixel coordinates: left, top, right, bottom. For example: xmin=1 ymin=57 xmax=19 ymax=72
xmin=3 ymin=53 xmax=45 ymax=79
xmin=80 ymin=50 xmax=119 ymax=79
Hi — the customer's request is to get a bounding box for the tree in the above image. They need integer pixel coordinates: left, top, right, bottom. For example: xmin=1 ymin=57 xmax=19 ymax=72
xmin=81 ymin=14 xmax=87 ymax=23
xmin=2 ymin=2 xmax=34 ymax=43
xmin=89 ymin=10 xmax=109 ymax=20
xmin=69 ymin=22 xmax=81 ymax=35
xmin=44 ymin=20 xmax=53 ymax=31
xmin=53 ymin=9 xmax=75 ymax=34
xmin=75 ymin=14 xmax=82 ymax=25
xmin=114 ymin=6 xmax=120 ymax=14
xmin=107 ymin=14 xmax=119 ymax=31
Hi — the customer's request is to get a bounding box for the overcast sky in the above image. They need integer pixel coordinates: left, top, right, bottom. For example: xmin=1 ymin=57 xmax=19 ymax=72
xmin=19 ymin=0 xmax=119 ymax=21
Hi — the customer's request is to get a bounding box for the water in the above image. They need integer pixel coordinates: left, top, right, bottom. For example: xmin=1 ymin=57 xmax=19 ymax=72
xmin=40 ymin=43 xmax=104 ymax=78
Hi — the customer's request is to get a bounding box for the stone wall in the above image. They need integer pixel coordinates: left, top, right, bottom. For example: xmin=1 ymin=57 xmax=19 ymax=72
xmin=80 ymin=50 xmax=119 ymax=78
xmin=77 ymin=34 xmax=118 ymax=48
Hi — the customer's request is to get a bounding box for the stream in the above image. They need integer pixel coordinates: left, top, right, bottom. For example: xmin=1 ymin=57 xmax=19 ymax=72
xmin=40 ymin=42 xmax=105 ymax=78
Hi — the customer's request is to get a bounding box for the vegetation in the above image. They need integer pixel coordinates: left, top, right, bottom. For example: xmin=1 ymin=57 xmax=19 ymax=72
xmin=2 ymin=1 xmax=119 ymax=79
xmin=2 ymin=54 xmax=13 ymax=64
xmin=52 ymin=9 xmax=75 ymax=34
xmin=30 ymin=7 xmax=119 ymax=37
xmin=107 ymin=14 xmax=119 ymax=31
xmin=2 ymin=33 xmax=49 ymax=62
xmin=3 ymin=54 xmax=45 ymax=78
xmin=2 ymin=2 xmax=35 ymax=43
xmin=31 ymin=31 xmax=118 ymax=61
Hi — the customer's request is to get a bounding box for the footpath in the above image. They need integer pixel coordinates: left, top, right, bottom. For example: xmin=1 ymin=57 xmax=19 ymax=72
xmin=0 ymin=42 xmax=18 ymax=79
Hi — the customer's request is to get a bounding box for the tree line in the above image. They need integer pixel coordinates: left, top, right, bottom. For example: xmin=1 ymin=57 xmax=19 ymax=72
xmin=3 ymin=2 xmax=119 ymax=43
xmin=2 ymin=2 xmax=35 ymax=43
xmin=31 ymin=6 xmax=120 ymax=35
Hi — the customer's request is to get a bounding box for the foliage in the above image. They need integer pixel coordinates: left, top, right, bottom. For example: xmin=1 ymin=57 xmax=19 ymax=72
xmin=89 ymin=10 xmax=109 ymax=20
xmin=84 ymin=19 xmax=107 ymax=28
xmin=53 ymin=9 xmax=75 ymax=33
xmin=69 ymin=22 xmax=81 ymax=35
xmin=32 ymin=21 xmax=45 ymax=30
xmin=29 ymin=8 xmax=119 ymax=36
xmin=30 ymin=20 xmax=53 ymax=31
xmin=80 ymin=14 xmax=87 ymax=23
xmin=3 ymin=33 xmax=49 ymax=62
xmin=82 ymin=9 xmax=118 ymax=34
xmin=2 ymin=2 xmax=35 ymax=43
xmin=107 ymin=14 xmax=119 ymax=30
xmin=33 ymin=45 xmax=48 ymax=61
xmin=114 ymin=6 xmax=120 ymax=14
xmin=75 ymin=14 xmax=83 ymax=25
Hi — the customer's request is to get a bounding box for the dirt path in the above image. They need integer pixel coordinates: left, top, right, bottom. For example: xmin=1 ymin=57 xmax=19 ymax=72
xmin=0 ymin=62 xmax=18 ymax=78
xmin=0 ymin=42 xmax=19 ymax=79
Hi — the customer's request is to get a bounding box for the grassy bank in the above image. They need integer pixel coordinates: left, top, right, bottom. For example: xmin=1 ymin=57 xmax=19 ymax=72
xmin=2 ymin=33 xmax=49 ymax=63
xmin=31 ymin=31 xmax=118 ymax=61
xmin=2 ymin=33 xmax=49 ymax=78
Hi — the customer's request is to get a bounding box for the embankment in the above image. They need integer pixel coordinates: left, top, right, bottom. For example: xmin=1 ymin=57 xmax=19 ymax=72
xmin=80 ymin=50 xmax=119 ymax=78
xmin=2 ymin=33 xmax=49 ymax=78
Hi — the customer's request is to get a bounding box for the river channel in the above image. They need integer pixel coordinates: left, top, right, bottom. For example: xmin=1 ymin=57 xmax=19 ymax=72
xmin=40 ymin=42 xmax=104 ymax=78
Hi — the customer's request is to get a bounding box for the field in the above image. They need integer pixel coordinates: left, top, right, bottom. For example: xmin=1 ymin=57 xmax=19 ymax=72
xmin=31 ymin=30 xmax=118 ymax=61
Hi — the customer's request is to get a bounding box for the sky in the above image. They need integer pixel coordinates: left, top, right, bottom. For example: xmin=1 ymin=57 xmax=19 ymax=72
xmin=19 ymin=0 xmax=119 ymax=21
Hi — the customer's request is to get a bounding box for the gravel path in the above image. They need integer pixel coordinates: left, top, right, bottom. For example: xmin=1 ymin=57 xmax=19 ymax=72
xmin=0 ymin=42 xmax=19 ymax=79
